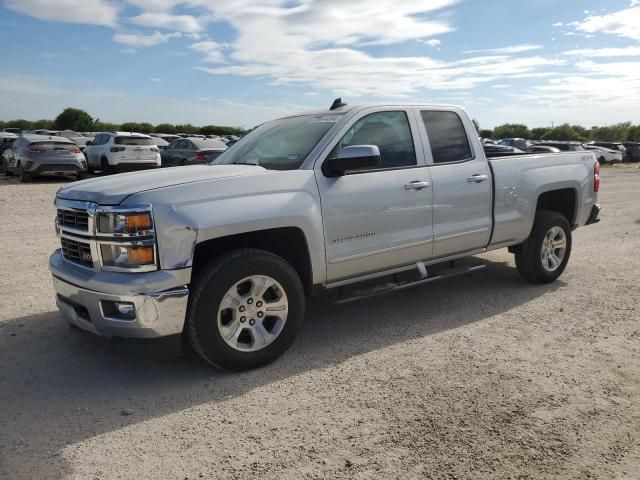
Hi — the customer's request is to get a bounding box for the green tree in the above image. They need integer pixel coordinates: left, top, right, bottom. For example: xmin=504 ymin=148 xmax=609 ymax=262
xmin=155 ymin=123 xmax=177 ymax=134
xmin=53 ymin=108 xmax=94 ymax=131
xmin=530 ymin=127 xmax=550 ymax=140
xmin=542 ymin=124 xmax=586 ymax=141
xmin=479 ymin=129 xmax=493 ymax=138
xmin=492 ymin=123 xmax=531 ymax=140
xmin=120 ymin=122 xmax=154 ymax=133
xmin=627 ymin=125 xmax=640 ymax=142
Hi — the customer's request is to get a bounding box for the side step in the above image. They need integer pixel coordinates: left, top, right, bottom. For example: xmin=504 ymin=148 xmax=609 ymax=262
xmin=334 ymin=262 xmax=486 ymax=305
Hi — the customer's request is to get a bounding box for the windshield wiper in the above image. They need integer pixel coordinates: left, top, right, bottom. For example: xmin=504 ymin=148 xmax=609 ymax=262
xmin=231 ymin=160 xmax=261 ymax=166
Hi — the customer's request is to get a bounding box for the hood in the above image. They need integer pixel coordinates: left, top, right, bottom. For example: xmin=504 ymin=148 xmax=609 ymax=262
xmin=56 ymin=164 xmax=268 ymax=205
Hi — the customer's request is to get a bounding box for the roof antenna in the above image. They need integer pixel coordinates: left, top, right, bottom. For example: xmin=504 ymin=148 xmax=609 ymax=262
xmin=330 ymin=98 xmax=347 ymax=110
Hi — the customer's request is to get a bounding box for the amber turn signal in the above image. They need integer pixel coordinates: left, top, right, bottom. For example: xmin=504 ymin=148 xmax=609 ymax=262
xmin=127 ymin=246 xmax=154 ymax=265
xmin=125 ymin=213 xmax=153 ymax=231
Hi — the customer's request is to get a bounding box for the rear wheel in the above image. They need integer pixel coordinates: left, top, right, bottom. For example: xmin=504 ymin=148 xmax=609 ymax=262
xmin=515 ymin=210 xmax=572 ymax=284
xmin=185 ymin=248 xmax=305 ymax=371
xmin=598 ymin=156 xmax=607 ymax=166
xmin=18 ymin=162 xmax=31 ymax=183
xmin=100 ymin=157 xmax=111 ymax=174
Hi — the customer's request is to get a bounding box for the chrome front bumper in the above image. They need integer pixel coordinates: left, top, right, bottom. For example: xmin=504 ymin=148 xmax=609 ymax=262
xmin=50 ymin=250 xmax=190 ymax=338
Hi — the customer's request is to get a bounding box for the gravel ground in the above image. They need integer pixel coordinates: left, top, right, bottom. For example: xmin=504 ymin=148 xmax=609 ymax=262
xmin=0 ymin=166 xmax=639 ymax=480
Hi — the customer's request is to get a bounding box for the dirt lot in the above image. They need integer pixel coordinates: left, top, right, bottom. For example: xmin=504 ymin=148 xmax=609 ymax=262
xmin=0 ymin=166 xmax=639 ymax=479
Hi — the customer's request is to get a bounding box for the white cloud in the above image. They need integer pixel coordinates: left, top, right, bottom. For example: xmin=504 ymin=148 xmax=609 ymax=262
xmin=113 ymin=31 xmax=182 ymax=47
xmin=552 ymin=22 xmax=563 ymax=27
xmin=189 ymin=40 xmax=225 ymax=63
xmin=130 ymin=12 xmax=203 ymax=33
xmin=463 ymin=44 xmax=543 ymax=55
xmin=564 ymin=46 xmax=640 ymax=57
xmin=424 ymin=39 xmax=442 ymax=47
xmin=5 ymin=0 xmax=118 ymax=27
xmin=150 ymin=77 xmax=161 ymax=82
xmin=571 ymin=5 xmax=640 ymax=41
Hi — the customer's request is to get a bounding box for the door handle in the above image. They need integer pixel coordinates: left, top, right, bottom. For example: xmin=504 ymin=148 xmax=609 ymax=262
xmin=467 ymin=174 xmax=489 ymax=183
xmin=405 ymin=181 xmax=430 ymax=190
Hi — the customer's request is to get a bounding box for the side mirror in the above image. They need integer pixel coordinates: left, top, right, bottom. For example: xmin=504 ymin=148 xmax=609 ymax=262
xmin=325 ymin=145 xmax=381 ymax=177
xmin=85 ymin=140 xmax=92 ymax=146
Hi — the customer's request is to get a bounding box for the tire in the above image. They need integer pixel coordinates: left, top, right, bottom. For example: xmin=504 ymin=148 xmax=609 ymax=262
xmin=76 ymin=172 xmax=87 ymax=180
xmin=185 ymin=248 xmax=305 ymax=371
xmin=100 ymin=157 xmax=111 ymax=174
xmin=598 ymin=156 xmax=607 ymax=166
xmin=180 ymin=158 xmax=187 ymax=166
xmin=18 ymin=162 xmax=31 ymax=183
xmin=515 ymin=210 xmax=572 ymax=284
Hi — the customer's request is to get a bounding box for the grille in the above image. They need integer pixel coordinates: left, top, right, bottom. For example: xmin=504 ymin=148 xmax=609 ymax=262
xmin=57 ymin=209 xmax=89 ymax=231
xmin=61 ymin=237 xmax=93 ymax=267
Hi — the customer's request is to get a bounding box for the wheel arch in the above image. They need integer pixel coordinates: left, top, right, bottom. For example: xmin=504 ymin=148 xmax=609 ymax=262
xmin=535 ymin=187 xmax=578 ymax=226
xmin=192 ymin=227 xmax=314 ymax=295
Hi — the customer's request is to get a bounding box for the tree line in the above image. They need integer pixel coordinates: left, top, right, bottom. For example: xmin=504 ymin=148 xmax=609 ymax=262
xmin=0 ymin=108 xmax=247 ymax=136
xmin=478 ymin=122 xmax=640 ymax=142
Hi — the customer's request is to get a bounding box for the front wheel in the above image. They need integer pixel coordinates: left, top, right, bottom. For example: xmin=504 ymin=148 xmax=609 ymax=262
xmin=515 ymin=210 xmax=572 ymax=284
xmin=185 ymin=248 xmax=305 ymax=371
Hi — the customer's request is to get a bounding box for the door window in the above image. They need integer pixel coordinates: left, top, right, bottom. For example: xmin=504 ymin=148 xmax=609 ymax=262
xmin=421 ymin=111 xmax=473 ymax=164
xmin=336 ymin=111 xmax=416 ymax=169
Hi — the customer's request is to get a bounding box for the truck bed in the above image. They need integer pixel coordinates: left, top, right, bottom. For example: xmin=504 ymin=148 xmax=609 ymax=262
xmin=487 ymin=151 xmax=597 ymax=249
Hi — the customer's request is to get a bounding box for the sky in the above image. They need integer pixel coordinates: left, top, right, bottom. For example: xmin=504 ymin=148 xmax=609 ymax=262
xmin=1 ymin=0 xmax=640 ymax=129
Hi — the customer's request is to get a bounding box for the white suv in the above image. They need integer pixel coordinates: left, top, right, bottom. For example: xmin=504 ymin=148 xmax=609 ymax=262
xmin=84 ymin=132 xmax=161 ymax=173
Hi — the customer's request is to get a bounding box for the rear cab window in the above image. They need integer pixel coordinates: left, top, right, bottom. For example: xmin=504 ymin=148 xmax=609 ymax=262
xmin=420 ymin=111 xmax=473 ymax=164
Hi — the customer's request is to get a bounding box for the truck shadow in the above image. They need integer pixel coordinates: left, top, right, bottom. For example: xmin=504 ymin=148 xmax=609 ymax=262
xmin=0 ymin=258 xmax=562 ymax=479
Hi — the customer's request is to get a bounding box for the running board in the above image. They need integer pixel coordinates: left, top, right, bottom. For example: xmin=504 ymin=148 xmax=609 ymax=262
xmin=334 ymin=263 xmax=486 ymax=305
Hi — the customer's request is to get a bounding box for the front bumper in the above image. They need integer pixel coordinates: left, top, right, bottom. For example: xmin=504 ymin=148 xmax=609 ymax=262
xmin=586 ymin=203 xmax=601 ymax=225
xmin=50 ymin=250 xmax=190 ymax=338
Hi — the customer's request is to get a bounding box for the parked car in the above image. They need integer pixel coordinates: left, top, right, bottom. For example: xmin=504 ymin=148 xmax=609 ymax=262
xmin=533 ymin=141 xmax=585 ymax=152
xmin=161 ymin=137 xmax=227 ymax=167
xmin=0 ymin=132 xmax=18 ymax=172
xmin=1 ymin=127 xmax=21 ymax=135
xmin=590 ymin=142 xmax=628 ymax=161
xmin=152 ymin=133 xmax=180 ymax=143
xmin=151 ymin=137 xmax=170 ymax=151
xmin=483 ymin=144 xmax=524 ymax=156
xmin=622 ymin=142 xmax=640 ymax=162
xmin=583 ymin=145 xmax=623 ymax=165
xmin=57 ymin=130 xmax=94 ymax=151
xmin=50 ymin=101 xmax=601 ymax=371
xmin=498 ymin=138 xmax=531 ymax=151
xmin=83 ymin=132 xmax=161 ymax=173
xmin=3 ymin=134 xmax=87 ymax=182
xmin=526 ymin=145 xmax=561 ymax=153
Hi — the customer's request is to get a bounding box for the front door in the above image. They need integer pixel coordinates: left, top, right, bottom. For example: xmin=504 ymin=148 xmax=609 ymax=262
xmin=315 ymin=108 xmax=434 ymax=282
xmin=418 ymin=109 xmax=492 ymax=258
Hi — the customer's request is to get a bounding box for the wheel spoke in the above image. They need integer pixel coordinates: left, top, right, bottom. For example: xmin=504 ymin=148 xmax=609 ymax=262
xmin=551 ymin=239 xmax=566 ymax=249
xmin=548 ymin=254 xmax=559 ymax=269
xmin=220 ymin=291 xmax=242 ymax=310
xmin=220 ymin=320 xmax=242 ymax=343
xmin=250 ymin=277 xmax=272 ymax=300
xmin=253 ymin=323 xmax=271 ymax=347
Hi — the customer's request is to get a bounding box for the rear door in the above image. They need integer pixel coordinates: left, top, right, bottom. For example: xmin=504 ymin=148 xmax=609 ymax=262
xmin=417 ymin=109 xmax=492 ymax=258
xmin=315 ymin=107 xmax=434 ymax=282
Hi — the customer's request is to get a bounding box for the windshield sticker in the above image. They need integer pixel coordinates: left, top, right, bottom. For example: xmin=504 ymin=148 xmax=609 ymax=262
xmin=310 ymin=116 xmax=339 ymax=123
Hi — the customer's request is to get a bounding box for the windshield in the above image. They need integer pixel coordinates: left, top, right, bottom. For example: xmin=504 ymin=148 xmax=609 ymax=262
xmin=115 ymin=136 xmax=153 ymax=146
xmin=212 ymin=114 xmax=341 ymax=170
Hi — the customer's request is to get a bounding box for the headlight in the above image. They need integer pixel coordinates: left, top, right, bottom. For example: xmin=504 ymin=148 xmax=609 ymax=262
xmin=100 ymin=243 xmax=156 ymax=269
xmin=97 ymin=211 xmax=153 ymax=235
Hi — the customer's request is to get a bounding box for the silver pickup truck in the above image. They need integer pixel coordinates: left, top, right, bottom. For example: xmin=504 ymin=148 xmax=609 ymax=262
xmin=50 ymin=101 xmax=601 ymax=370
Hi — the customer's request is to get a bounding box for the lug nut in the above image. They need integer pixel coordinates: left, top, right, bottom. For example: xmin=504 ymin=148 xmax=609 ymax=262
xmin=257 ymin=312 xmax=264 ymax=318
xmin=247 ymin=298 xmax=254 ymax=305
xmin=256 ymin=301 xmax=263 ymax=307
xmin=240 ymin=316 xmax=246 ymax=323
xmin=249 ymin=319 xmax=255 ymax=326
xmin=239 ymin=306 xmax=245 ymax=312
